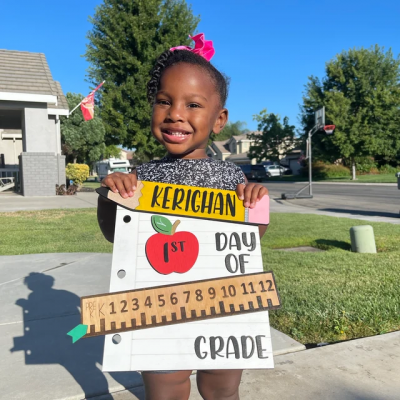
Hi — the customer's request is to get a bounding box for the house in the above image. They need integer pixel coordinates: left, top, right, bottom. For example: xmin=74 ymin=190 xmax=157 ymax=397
xmin=206 ymin=131 xmax=263 ymax=165
xmin=0 ymin=50 xmax=69 ymax=196
xmin=280 ymin=147 xmax=304 ymax=175
xmin=119 ymin=149 xmax=134 ymax=163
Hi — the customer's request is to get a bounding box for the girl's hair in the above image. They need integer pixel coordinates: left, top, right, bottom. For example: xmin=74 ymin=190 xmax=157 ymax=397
xmin=147 ymin=50 xmax=229 ymax=107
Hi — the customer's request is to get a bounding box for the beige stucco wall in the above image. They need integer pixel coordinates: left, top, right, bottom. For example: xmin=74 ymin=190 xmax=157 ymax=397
xmin=239 ymin=141 xmax=251 ymax=153
xmin=23 ymin=105 xmax=58 ymax=153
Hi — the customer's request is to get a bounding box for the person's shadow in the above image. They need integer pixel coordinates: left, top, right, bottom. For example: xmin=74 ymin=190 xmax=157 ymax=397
xmin=10 ymin=272 xmax=144 ymax=399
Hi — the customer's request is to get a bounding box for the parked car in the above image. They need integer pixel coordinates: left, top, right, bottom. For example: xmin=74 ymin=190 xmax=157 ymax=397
xmin=264 ymin=165 xmax=289 ymax=177
xmin=240 ymin=165 xmax=267 ymax=182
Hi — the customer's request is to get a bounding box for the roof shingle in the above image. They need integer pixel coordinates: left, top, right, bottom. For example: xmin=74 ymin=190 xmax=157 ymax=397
xmin=0 ymin=49 xmax=68 ymax=111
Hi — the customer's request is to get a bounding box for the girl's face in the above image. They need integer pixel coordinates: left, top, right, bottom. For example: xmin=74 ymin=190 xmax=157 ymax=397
xmin=151 ymin=63 xmax=228 ymax=159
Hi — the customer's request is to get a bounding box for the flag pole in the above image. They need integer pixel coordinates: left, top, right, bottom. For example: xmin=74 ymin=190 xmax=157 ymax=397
xmin=69 ymin=81 xmax=106 ymax=116
xmin=69 ymin=101 xmax=83 ymax=115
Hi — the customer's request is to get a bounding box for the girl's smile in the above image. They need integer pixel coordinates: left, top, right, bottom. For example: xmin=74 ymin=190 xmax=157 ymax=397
xmin=151 ymin=63 xmax=228 ymax=159
xmin=161 ymin=128 xmax=193 ymax=144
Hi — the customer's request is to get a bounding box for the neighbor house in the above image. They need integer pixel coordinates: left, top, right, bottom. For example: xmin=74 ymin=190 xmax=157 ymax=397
xmin=0 ymin=50 xmax=69 ymax=196
xmin=206 ymin=131 xmax=296 ymax=165
xmin=206 ymin=131 xmax=263 ymax=165
xmin=279 ymin=147 xmax=304 ymax=175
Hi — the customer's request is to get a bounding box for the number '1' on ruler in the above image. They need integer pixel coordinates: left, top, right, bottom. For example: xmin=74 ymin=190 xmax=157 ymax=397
xmin=79 ymin=272 xmax=281 ymax=338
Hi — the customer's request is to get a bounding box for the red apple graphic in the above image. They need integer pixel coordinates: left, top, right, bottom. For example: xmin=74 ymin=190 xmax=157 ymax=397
xmin=145 ymin=215 xmax=199 ymax=275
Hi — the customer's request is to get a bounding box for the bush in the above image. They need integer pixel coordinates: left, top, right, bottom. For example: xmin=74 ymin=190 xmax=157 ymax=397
xmin=354 ymin=157 xmax=377 ymax=175
xmin=66 ymin=163 xmax=90 ymax=186
xmin=300 ymin=161 xmax=350 ymax=179
xmin=368 ymin=167 xmax=380 ymax=175
xmin=379 ymin=164 xmax=399 ymax=174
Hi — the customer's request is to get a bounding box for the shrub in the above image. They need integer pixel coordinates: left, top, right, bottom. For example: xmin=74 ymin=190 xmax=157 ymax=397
xmin=354 ymin=157 xmax=377 ymax=175
xmin=66 ymin=163 xmax=90 ymax=186
xmin=300 ymin=161 xmax=350 ymax=179
xmin=379 ymin=164 xmax=399 ymax=174
xmin=368 ymin=167 xmax=380 ymax=175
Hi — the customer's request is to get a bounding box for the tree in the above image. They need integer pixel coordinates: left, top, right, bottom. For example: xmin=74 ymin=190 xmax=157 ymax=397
xmin=248 ymin=109 xmax=296 ymax=164
xmin=85 ymin=0 xmax=199 ymax=159
xmin=60 ymin=93 xmax=106 ymax=164
xmin=210 ymin=121 xmax=248 ymax=142
xmin=104 ymin=145 xmax=122 ymax=159
xmin=300 ymin=45 xmax=400 ymax=179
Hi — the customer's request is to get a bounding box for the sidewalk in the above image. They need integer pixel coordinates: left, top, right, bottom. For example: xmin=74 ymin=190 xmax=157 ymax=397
xmin=268 ymin=181 xmax=397 ymax=186
xmin=0 ymin=192 xmax=98 ymax=212
xmin=191 ymin=332 xmax=400 ymax=400
xmin=1 ymin=253 xmax=399 ymax=400
xmin=0 ymin=253 xmax=304 ymax=400
xmin=270 ymin=197 xmax=400 ymax=225
xmin=94 ymin=331 xmax=400 ymax=400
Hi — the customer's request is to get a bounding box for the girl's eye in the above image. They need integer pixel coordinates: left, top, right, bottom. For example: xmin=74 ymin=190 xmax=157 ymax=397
xmin=155 ymin=99 xmax=170 ymax=106
xmin=188 ymin=103 xmax=201 ymax=108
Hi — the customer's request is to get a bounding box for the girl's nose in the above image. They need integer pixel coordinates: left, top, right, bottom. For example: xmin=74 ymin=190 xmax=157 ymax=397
xmin=166 ymin=103 xmax=185 ymax=122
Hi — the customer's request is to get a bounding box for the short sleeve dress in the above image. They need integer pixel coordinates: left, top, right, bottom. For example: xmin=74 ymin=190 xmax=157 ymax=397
xmin=135 ymin=156 xmax=245 ymax=374
xmin=135 ymin=156 xmax=245 ymax=190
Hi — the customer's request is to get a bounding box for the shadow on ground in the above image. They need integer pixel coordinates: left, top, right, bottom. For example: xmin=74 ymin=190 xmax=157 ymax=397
xmin=314 ymin=239 xmax=351 ymax=251
xmin=320 ymin=208 xmax=399 ymax=219
xmin=10 ymin=272 xmax=144 ymax=399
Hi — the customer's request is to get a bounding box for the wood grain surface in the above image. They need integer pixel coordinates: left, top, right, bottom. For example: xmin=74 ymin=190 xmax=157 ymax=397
xmin=82 ymin=271 xmax=280 ymax=338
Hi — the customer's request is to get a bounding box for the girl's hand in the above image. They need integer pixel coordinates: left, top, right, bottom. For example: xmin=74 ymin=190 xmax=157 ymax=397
xmin=236 ymin=183 xmax=268 ymax=209
xmin=101 ymin=171 xmax=137 ymax=199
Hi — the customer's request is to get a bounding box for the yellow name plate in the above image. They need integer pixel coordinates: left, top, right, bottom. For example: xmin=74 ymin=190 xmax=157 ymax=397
xmin=81 ymin=272 xmax=280 ymax=338
xmin=96 ymin=181 xmax=269 ymax=225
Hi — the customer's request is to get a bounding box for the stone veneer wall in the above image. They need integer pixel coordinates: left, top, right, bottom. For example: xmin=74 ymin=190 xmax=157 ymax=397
xmin=19 ymin=152 xmax=65 ymax=196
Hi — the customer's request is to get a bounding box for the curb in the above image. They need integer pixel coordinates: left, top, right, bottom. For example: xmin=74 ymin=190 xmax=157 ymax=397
xmin=266 ymin=181 xmax=396 ymax=187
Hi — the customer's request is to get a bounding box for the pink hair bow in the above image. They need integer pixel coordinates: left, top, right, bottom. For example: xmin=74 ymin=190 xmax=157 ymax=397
xmin=170 ymin=33 xmax=215 ymax=61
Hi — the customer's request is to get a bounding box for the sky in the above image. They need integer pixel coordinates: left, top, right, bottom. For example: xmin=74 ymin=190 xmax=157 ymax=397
xmin=1 ymin=0 xmax=400 ymax=133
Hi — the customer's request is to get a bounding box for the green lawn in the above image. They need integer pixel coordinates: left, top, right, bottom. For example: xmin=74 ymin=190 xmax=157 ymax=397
xmin=266 ymin=173 xmax=397 ymax=183
xmin=328 ymin=173 xmax=397 ymax=183
xmin=0 ymin=210 xmax=398 ymax=344
xmin=82 ymin=181 xmax=101 ymax=189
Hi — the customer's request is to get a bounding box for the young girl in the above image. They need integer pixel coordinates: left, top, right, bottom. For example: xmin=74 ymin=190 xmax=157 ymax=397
xmin=98 ymin=34 xmax=268 ymax=400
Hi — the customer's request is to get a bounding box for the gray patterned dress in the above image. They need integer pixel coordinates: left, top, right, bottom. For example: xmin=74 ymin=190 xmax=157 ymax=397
xmin=135 ymin=156 xmax=245 ymax=373
xmin=136 ymin=156 xmax=245 ymax=190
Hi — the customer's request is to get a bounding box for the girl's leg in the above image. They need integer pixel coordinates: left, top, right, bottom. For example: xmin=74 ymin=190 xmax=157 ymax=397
xmin=196 ymin=369 xmax=243 ymax=400
xmin=141 ymin=370 xmax=192 ymax=400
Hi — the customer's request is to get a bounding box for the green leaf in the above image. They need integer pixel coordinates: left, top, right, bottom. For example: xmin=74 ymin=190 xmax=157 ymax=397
xmin=151 ymin=215 xmax=172 ymax=235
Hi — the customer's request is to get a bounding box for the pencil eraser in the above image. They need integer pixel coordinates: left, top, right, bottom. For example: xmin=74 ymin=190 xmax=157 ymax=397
xmin=248 ymin=195 xmax=269 ymax=225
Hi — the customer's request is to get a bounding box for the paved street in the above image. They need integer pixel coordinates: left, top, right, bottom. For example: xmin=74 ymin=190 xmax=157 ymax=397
xmin=265 ymin=182 xmax=399 ymax=219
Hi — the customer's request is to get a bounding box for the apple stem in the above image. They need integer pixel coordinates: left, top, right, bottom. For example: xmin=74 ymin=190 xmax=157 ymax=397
xmin=171 ymin=220 xmax=181 ymax=235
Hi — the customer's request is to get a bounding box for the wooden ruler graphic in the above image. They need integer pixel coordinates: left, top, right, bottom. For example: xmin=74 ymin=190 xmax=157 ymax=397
xmin=96 ymin=181 xmax=269 ymax=226
xmin=81 ymin=272 xmax=281 ymax=338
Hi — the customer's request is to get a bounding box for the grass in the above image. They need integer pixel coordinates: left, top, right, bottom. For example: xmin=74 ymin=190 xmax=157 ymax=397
xmin=0 ymin=210 xmax=398 ymax=344
xmin=328 ymin=173 xmax=397 ymax=183
xmin=265 ymin=173 xmax=397 ymax=183
xmin=82 ymin=181 xmax=101 ymax=189
xmin=0 ymin=209 xmax=112 ymax=255
xmin=263 ymin=213 xmax=400 ymax=344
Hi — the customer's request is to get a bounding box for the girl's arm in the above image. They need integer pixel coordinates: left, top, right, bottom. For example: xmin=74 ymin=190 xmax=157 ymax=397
xmin=97 ymin=171 xmax=138 ymax=243
xmin=236 ymin=179 xmax=269 ymax=238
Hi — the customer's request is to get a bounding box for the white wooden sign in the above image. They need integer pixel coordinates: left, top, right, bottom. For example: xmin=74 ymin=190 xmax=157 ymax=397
xmin=102 ymin=208 xmax=275 ymax=371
